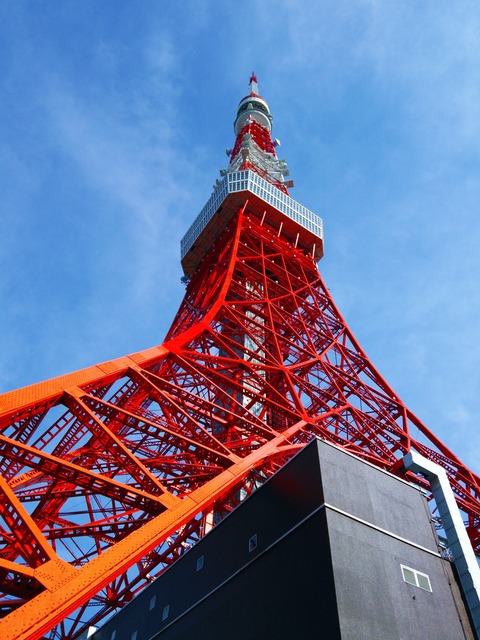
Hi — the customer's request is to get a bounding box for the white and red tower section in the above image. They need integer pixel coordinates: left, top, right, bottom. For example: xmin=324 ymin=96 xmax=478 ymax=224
xmin=0 ymin=76 xmax=479 ymax=640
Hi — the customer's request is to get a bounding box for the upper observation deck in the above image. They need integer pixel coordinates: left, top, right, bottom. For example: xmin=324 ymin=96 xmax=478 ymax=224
xmin=180 ymin=169 xmax=324 ymax=278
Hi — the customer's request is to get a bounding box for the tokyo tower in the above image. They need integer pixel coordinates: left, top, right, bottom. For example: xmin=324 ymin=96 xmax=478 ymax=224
xmin=1 ymin=74 xmax=479 ymax=640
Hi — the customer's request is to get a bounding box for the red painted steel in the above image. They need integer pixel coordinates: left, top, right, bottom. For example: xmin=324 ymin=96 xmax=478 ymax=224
xmin=0 ymin=78 xmax=479 ymax=639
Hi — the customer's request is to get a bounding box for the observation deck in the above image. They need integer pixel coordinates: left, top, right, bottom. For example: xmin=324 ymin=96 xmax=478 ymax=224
xmin=181 ymin=169 xmax=324 ymax=277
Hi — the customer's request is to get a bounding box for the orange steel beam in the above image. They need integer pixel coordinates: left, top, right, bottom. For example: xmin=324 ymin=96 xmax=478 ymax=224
xmin=0 ymin=422 xmax=306 ymax=640
xmin=0 ymin=346 xmax=168 ymax=420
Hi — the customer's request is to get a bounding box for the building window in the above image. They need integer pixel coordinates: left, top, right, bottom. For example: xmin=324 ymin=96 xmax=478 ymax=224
xmin=111 ymin=632 xmax=116 ymax=640
xmin=248 ymin=534 xmax=258 ymax=552
xmin=162 ymin=605 xmax=170 ymax=621
xmin=131 ymin=632 xmax=137 ymax=640
xmin=149 ymin=595 xmax=156 ymax=611
xmin=196 ymin=555 xmax=205 ymax=572
xmin=401 ymin=565 xmax=432 ymax=592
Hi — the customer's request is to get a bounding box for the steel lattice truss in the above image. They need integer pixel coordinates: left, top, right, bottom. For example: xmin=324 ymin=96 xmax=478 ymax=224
xmin=0 ymin=203 xmax=479 ymax=639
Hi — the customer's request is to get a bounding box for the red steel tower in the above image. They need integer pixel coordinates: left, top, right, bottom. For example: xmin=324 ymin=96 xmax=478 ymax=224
xmin=0 ymin=74 xmax=479 ymax=640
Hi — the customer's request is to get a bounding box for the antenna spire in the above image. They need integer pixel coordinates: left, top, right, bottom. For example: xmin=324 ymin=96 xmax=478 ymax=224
xmin=249 ymin=71 xmax=259 ymax=95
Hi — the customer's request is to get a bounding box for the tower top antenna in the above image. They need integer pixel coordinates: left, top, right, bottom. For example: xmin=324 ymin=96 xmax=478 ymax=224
xmin=249 ymin=71 xmax=259 ymax=95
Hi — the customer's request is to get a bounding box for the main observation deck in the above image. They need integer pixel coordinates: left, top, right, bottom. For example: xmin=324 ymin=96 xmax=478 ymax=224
xmin=181 ymin=170 xmax=324 ymax=277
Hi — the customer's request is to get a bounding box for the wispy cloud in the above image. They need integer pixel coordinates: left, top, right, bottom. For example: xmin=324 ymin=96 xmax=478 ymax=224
xmin=1 ymin=0 xmax=479 ymax=474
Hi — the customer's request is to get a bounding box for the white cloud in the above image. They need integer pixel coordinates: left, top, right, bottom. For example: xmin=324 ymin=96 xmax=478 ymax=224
xmin=1 ymin=0 xmax=479 ymax=476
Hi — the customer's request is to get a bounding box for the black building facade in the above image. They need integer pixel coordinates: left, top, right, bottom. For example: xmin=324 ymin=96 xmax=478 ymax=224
xmin=91 ymin=440 xmax=474 ymax=640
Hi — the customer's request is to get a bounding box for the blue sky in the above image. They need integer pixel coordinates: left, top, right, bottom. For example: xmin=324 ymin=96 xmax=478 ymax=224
xmin=1 ymin=1 xmax=479 ymax=472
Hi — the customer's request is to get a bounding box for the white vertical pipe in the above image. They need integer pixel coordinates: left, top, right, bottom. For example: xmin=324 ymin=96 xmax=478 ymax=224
xmin=404 ymin=451 xmax=480 ymax=638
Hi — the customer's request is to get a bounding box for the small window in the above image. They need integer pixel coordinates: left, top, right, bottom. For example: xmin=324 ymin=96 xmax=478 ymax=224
xmin=248 ymin=534 xmax=258 ymax=552
xmin=401 ymin=565 xmax=432 ymax=592
xmin=111 ymin=632 xmax=116 ymax=640
xmin=417 ymin=573 xmax=432 ymax=591
xmin=131 ymin=632 xmax=138 ymax=640
xmin=196 ymin=555 xmax=205 ymax=572
xmin=149 ymin=595 xmax=156 ymax=611
xmin=162 ymin=604 xmax=170 ymax=621
xmin=402 ymin=567 xmax=416 ymax=586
